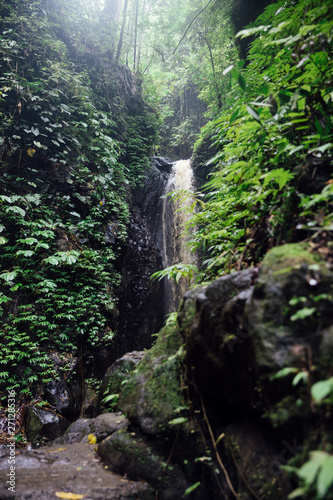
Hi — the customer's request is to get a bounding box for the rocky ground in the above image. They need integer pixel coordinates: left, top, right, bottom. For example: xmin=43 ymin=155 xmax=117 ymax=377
xmin=0 ymin=413 xmax=154 ymax=500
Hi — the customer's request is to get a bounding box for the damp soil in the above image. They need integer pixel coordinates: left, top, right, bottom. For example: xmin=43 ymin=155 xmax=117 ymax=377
xmin=0 ymin=441 xmax=153 ymax=499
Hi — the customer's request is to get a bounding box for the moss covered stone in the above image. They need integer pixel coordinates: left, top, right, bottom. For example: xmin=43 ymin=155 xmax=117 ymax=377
xmin=98 ymin=429 xmax=193 ymax=500
xmin=118 ymin=319 xmax=184 ymax=435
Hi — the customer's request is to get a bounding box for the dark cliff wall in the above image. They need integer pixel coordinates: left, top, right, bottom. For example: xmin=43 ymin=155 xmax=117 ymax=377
xmin=113 ymin=157 xmax=173 ymax=360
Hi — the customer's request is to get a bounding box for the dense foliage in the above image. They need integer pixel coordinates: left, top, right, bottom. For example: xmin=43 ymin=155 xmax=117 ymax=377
xmin=188 ymin=0 xmax=333 ymax=280
xmin=0 ymin=0 xmax=158 ymax=399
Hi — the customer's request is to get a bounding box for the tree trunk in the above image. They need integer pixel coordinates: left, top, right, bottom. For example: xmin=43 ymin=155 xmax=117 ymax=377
xmin=115 ymin=0 xmax=129 ymax=62
xmin=133 ymin=0 xmax=139 ymax=72
xmin=201 ymin=33 xmax=222 ymax=110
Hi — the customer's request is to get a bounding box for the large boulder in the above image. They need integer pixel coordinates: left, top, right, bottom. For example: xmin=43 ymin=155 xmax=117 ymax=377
xmin=98 ymin=429 xmax=196 ymax=500
xmin=178 ymin=243 xmax=333 ymax=428
xmin=25 ymin=407 xmax=70 ymax=443
xmin=118 ymin=321 xmax=183 ymax=435
xmin=54 ymin=412 xmax=130 ymax=444
xmin=44 ymin=351 xmax=82 ymax=419
xmin=178 ymin=267 xmax=259 ymax=417
xmin=99 ymin=351 xmax=145 ymax=412
xmin=249 ymin=243 xmax=333 ymax=372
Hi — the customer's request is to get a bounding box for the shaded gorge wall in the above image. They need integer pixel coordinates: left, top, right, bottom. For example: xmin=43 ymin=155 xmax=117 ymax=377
xmin=113 ymin=156 xmax=196 ymax=360
xmin=112 ymin=157 xmax=172 ymax=360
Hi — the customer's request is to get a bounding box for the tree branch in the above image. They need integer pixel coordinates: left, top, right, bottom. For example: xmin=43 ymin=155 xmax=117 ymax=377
xmin=173 ymin=0 xmax=215 ymax=55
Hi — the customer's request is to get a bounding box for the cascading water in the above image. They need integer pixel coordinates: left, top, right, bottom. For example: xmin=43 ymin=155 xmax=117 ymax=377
xmin=161 ymin=159 xmax=196 ymax=314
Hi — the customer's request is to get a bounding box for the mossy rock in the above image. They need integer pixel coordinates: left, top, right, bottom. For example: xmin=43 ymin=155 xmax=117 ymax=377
xmin=53 ymin=412 xmax=130 ymax=444
xmin=260 ymin=243 xmax=324 ymax=276
xmin=118 ymin=320 xmax=184 ymax=435
xmin=98 ymin=429 xmax=194 ymax=500
xmin=248 ymin=243 xmax=333 ymax=428
xmin=249 ymin=243 xmax=333 ymax=371
xmin=99 ymin=351 xmax=145 ymax=412
xmin=225 ymin=421 xmax=292 ymax=499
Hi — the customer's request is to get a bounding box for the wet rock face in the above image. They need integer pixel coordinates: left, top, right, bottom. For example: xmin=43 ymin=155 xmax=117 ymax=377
xmin=114 ymin=158 xmax=172 ymax=360
xmin=248 ymin=243 xmax=333 ymax=373
xmin=179 ymin=243 xmax=333 ymax=428
xmin=151 ymin=156 xmax=173 ymax=174
xmin=115 ymin=210 xmax=165 ymax=357
xmin=178 ymin=267 xmax=259 ymax=417
xmin=44 ymin=379 xmax=82 ymax=419
xmin=118 ymin=322 xmax=183 ymax=436
xmin=134 ymin=158 xmax=170 ymax=255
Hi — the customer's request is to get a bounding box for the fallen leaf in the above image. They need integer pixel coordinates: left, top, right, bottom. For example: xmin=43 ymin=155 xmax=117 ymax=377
xmin=55 ymin=493 xmax=85 ymax=499
xmin=47 ymin=447 xmax=67 ymax=453
xmin=87 ymin=433 xmax=97 ymax=444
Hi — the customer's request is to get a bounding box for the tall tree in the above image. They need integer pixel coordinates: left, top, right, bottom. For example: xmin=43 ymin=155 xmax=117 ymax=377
xmin=133 ymin=0 xmax=139 ymax=72
xmin=116 ymin=0 xmax=129 ymax=61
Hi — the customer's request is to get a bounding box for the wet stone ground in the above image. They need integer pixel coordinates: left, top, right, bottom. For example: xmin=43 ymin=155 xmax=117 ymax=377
xmin=0 ymin=441 xmax=154 ymax=500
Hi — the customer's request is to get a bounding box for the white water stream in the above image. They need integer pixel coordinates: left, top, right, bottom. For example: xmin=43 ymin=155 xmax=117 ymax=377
xmin=161 ymin=159 xmax=196 ymax=314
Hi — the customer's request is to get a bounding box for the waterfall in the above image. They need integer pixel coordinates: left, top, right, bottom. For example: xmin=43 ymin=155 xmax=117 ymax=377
xmin=161 ymin=159 xmax=196 ymax=314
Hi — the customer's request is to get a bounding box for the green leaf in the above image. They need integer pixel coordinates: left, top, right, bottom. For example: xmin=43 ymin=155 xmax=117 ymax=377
xmin=168 ymin=417 xmax=188 ymax=425
xmin=292 ymin=371 xmax=308 ymax=386
xmin=268 ymin=21 xmax=291 ymax=34
xmin=308 ymin=143 xmax=333 ymax=154
xmin=289 ymin=297 xmax=307 ymax=306
xmin=270 ymin=367 xmax=298 ymax=381
xmin=37 ymin=280 xmax=57 ymax=291
xmin=288 ymin=145 xmax=304 ymax=156
xmin=229 ymin=107 xmax=242 ymax=124
xmin=291 ymin=307 xmax=316 ymax=321
xmin=102 ymin=394 xmax=118 ymax=404
xmin=236 ymin=25 xmax=272 ymax=38
xmin=31 ymin=127 xmax=40 ymax=136
xmin=0 ymin=195 xmax=13 ymax=203
xmin=222 ymin=64 xmax=234 ymax=75
xmin=237 ymin=74 xmax=246 ymax=91
xmin=44 ymin=256 xmax=60 ymax=266
xmin=6 ymin=206 xmax=26 ymax=217
xmin=37 ymin=242 xmax=50 ymax=250
xmin=317 ymin=455 xmax=333 ymax=496
xmin=297 ymin=457 xmax=321 ymax=486
xmin=66 ymin=254 xmax=78 ymax=265
xmin=262 ymin=169 xmax=294 ymax=190
xmin=287 ymin=487 xmax=305 ymax=499
xmin=15 ymin=250 xmax=35 ymax=257
xmin=0 ymin=295 xmax=11 ymax=304
xmin=18 ymin=237 xmax=38 ymax=246
xmin=246 ymin=105 xmax=261 ymax=123
xmin=0 ymin=271 xmax=18 ymax=283
xmin=0 ymin=236 xmax=7 ymax=245
xmin=184 ymin=482 xmax=200 ymax=496
xmin=311 ymin=377 xmax=333 ymax=402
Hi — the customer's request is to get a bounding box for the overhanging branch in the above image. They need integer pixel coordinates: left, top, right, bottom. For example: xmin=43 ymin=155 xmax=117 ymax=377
xmin=172 ymin=0 xmax=215 ymax=55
